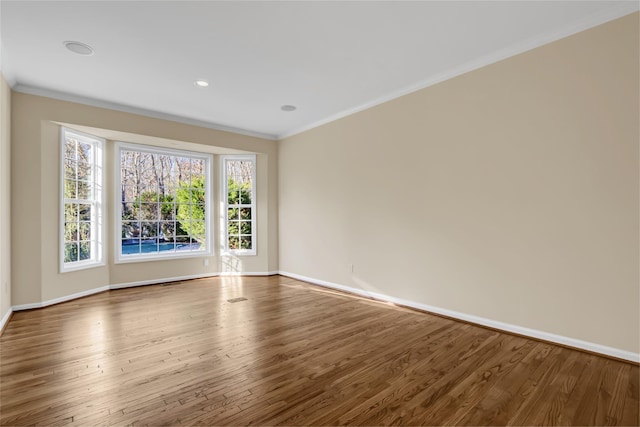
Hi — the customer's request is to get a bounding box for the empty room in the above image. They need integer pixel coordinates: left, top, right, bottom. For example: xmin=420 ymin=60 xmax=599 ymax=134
xmin=0 ymin=1 xmax=638 ymax=425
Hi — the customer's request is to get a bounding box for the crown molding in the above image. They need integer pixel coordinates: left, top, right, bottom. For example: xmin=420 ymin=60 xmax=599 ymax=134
xmin=12 ymin=84 xmax=278 ymax=141
xmin=277 ymin=4 xmax=640 ymax=140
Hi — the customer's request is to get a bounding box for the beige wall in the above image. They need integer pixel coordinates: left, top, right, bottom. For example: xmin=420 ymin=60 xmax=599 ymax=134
xmin=279 ymin=14 xmax=639 ymax=353
xmin=11 ymin=93 xmax=278 ymax=305
xmin=5 ymin=11 xmax=638 ymax=357
xmin=0 ymin=73 xmax=11 ymax=322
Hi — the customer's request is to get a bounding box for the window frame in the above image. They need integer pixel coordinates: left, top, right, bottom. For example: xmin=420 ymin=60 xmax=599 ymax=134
xmin=114 ymin=141 xmax=213 ymax=264
xmin=59 ymin=127 xmax=105 ymax=273
xmin=221 ymin=154 xmax=257 ymax=256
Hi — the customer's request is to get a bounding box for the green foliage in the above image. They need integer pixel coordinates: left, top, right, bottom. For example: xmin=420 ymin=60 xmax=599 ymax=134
xmin=121 ymin=190 xmax=191 ymax=241
xmin=227 ymin=178 xmax=252 ymax=205
xmin=176 ymin=176 xmax=206 ymax=243
xmin=226 ymin=178 xmax=252 ymax=250
xmin=123 ymin=191 xmax=175 ymax=221
xmin=64 ymin=202 xmax=92 ymax=262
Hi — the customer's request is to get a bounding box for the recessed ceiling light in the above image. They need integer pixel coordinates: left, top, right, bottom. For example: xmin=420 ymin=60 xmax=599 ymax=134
xmin=63 ymin=41 xmax=94 ymax=56
xmin=194 ymin=80 xmax=209 ymax=87
xmin=281 ymin=105 xmax=297 ymax=112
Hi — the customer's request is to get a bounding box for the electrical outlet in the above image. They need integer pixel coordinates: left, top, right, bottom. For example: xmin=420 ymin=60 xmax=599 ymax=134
xmin=203 ymin=259 xmax=209 ymax=266
xmin=350 ymin=263 xmax=354 ymax=273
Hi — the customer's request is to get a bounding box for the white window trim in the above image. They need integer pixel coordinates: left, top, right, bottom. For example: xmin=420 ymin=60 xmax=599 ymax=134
xmin=60 ymin=127 xmax=105 ymax=273
xmin=114 ymin=142 xmax=213 ymax=264
xmin=221 ymin=154 xmax=257 ymax=256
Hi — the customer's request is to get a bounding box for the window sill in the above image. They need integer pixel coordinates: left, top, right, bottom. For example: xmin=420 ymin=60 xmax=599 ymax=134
xmin=61 ymin=260 xmax=106 ymax=274
xmin=222 ymin=250 xmax=257 ymax=257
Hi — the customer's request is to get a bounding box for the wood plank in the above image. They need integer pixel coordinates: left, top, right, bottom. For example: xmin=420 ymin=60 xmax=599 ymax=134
xmin=1 ymin=275 xmax=637 ymax=426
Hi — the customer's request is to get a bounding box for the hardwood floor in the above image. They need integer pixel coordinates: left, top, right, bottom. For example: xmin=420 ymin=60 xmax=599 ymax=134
xmin=1 ymin=275 xmax=637 ymax=426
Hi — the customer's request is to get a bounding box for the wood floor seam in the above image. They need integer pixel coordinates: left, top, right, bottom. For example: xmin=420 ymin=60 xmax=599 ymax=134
xmin=1 ymin=275 xmax=637 ymax=426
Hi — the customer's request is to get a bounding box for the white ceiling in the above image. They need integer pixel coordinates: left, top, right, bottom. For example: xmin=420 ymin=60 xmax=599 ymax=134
xmin=1 ymin=1 xmax=638 ymax=140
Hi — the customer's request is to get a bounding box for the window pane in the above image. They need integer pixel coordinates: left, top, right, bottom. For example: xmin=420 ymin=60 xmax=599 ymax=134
xmin=122 ymin=221 xmax=140 ymax=239
xmin=175 ymin=157 xmax=191 ymax=181
xmin=140 ymin=190 xmax=158 ymax=202
xmin=228 ymin=221 xmax=239 ymax=234
xmin=64 ymin=203 xmax=78 ymax=222
xmin=191 ymin=158 xmax=205 ymax=176
xmin=191 ymin=170 xmax=205 ymax=187
xmin=240 ymin=236 xmax=252 ymax=250
xmin=79 ymin=242 xmax=91 ymax=261
xmin=121 ymin=203 xmax=137 ymax=220
xmin=77 ymin=181 xmax=91 ymax=200
xmin=79 ymin=204 xmax=91 ymax=221
xmin=78 ymin=142 xmax=92 ymax=162
xmin=139 ymin=203 xmax=158 ymax=220
xmin=64 ymin=157 xmax=76 ymax=180
xmin=160 ymin=222 xmax=175 ymax=240
xmin=141 ymin=222 xmax=157 ymax=237
xmin=228 ymin=235 xmax=239 ymax=250
xmin=64 ymin=222 xmax=78 ymax=242
xmin=176 ymin=204 xmax=191 ymax=218
xmin=191 ymin=186 xmax=205 ymax=204
xmin=65 ymin=141 xmax=76 ymax=160
xmin=240 ymin=221 xmax=252 ymax=235
xmin=176 ymin=224 xmax=189 ymax=237
xmin=160 ymin=201 xmax=175 ymax=220
xmin=121 ymin=186 xmax=139 ymax=202
xmin=228 ymin=189 xmax=239 ymax=204
xmin=78 ymin=222 xmax=91 ymax=241
xmin=77 ymin=161 xmax=92 ymax=182
xmin=65 ymin=243 xmax=78 ymax=263
xmin=139 ymin=153 xmax=156 ymax=184
xmin=122 ymin=239 xmax=139 ymax=255
xmin=64 ymin=179 xmax=77 ymax=199
xmin=240 ymin=186 xmax=252 ymax=204
xmin=139 ymin=185 xmax=157 ymax=201
xmin=228 ymin=208 xmax=239 ymax=220
xmin=240 ymin=208 xmax=252 ymax=220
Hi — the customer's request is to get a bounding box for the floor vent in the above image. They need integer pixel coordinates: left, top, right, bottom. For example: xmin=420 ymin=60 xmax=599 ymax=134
xmin=227 ymin=297 xmax=248 ymax=303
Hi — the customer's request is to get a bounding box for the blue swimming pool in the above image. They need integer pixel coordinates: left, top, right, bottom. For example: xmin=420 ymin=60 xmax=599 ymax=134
xmin=121 ymin=242 xmax=201 ymax=255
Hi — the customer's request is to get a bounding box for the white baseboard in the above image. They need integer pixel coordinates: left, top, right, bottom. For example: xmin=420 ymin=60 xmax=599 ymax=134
xmin=0 ymin=307 xmax=13 ymax=332
xmin=278 ymin=271 xmax=640 ymax=364
xmin=12 ymin=285 xmax=110 ymax=311
xmin=10 ymin=271 xmax=279 ymax=311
